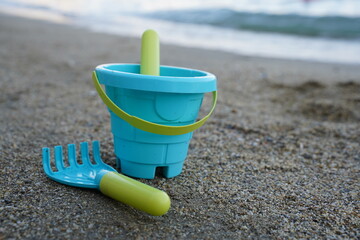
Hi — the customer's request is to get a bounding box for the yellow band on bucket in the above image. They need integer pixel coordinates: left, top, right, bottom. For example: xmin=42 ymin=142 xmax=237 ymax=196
xmin=92 ymin=71 xmax=217 ymax=136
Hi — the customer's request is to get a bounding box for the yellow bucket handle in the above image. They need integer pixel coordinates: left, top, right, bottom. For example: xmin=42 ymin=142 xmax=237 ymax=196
xmin=93 ymin=72 xmax=217 ymax=136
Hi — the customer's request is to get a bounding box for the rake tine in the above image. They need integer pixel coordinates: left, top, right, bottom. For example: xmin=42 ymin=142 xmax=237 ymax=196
xmin=92 ymin=141 xmax=103 ymax=165
xmin=67 ymin=144 xmax=77 ymax=167
xmin=42 ymin=147 xmax=53 ymax=175
xmin=80 ymin=142 xmax=91 ymax=165
xmin=54 ymin=146 xmax=65 ymax=171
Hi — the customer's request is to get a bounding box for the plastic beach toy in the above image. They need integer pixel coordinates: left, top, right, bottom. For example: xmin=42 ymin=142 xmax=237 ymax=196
xmin=140 ymin=29 xmax=159 ymax=76
xmin=42 ymin=141 xmax=170 ymax=216
xmin=93 ymin=30 xmax=217 ymax=179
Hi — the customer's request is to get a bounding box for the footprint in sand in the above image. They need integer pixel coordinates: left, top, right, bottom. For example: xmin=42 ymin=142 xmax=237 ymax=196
xmin=300 ymin=100 xmax=358 ymax=122
xmin=300 ymin=81 xmax=360 ymax=123
xmin=270 ymin=80 xmax=360 ymax=123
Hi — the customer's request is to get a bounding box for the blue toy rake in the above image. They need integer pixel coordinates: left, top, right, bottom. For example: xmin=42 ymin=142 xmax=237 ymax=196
xmin=42 ymin=141 xmax=170 ymax=216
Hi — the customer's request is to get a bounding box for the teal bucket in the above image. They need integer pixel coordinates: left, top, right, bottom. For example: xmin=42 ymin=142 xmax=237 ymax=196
xmin=94 ymin=64 xmax=217 ymax=179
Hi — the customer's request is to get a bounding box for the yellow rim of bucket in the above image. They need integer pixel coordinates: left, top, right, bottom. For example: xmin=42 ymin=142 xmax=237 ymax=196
xmin=93 ymin=72 xmax=217 ymax=136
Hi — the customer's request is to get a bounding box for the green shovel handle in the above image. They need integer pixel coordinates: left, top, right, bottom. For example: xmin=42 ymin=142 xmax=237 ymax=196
xmin=100 ymin=171 xmax=170 ymax=216
xmin=92 ymin=72 xmax=217 ymax=136
xmin=140 ymin=29 xmax=159 ymax=76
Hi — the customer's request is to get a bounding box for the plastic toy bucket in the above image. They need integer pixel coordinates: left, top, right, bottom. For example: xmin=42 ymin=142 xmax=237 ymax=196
xmin=93 ymin=63 xmax=217 ymax=179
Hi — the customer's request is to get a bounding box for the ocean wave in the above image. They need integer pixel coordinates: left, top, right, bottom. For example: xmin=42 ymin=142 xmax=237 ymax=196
xmin=145 ymin=8 xmax=360 ymax=40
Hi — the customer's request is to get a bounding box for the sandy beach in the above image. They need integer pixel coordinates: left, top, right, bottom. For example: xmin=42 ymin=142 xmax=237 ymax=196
xmin=0 ymin=13 xmax=359 ymax=239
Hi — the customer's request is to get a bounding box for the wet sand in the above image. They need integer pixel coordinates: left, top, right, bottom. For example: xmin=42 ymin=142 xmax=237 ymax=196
xmin=0 ymin=14 xmax=359 ymax=239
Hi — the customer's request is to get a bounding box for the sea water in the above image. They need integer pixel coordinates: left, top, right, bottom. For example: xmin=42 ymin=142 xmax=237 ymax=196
xmin=1 ymin=0 xmax=359 ymax=64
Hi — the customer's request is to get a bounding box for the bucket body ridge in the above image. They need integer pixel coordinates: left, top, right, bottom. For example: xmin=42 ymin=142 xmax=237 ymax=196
xmin=96 ymin=64 xmax=216 ymax=179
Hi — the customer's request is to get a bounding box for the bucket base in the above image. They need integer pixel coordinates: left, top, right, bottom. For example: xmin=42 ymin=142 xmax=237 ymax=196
xmin=118 ymin=159 xmax=184 ymax=179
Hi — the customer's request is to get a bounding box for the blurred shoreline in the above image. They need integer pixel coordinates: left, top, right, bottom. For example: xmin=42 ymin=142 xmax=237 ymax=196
xmin=1 ymin=12 xmax=359 ymax=81
xmin=1 ymin=0 xmax=360 ymax=64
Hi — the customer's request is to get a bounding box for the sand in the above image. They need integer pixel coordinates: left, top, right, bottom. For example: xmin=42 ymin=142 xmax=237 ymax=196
xmin=0 ymin=13 xmax=359 ymax=239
